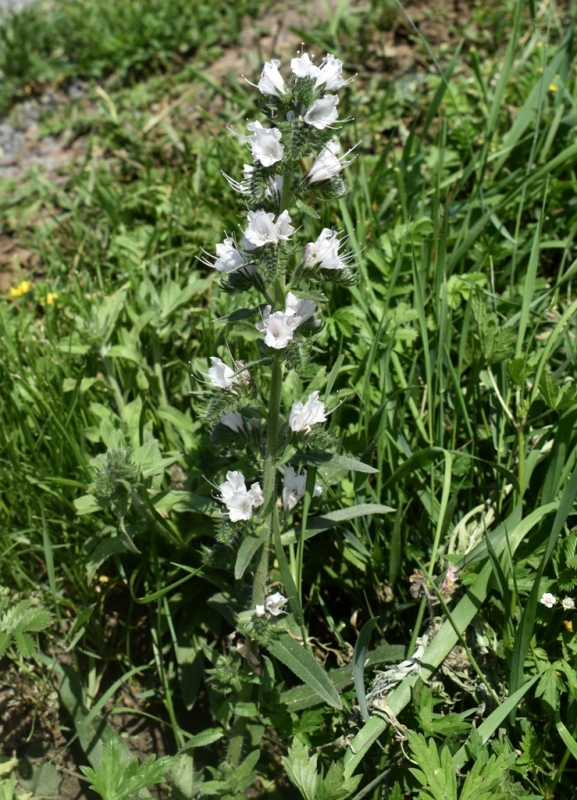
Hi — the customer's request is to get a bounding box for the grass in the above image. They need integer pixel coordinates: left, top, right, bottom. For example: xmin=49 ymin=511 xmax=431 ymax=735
xmin=2 ymin=0 xmax=577 ymax=797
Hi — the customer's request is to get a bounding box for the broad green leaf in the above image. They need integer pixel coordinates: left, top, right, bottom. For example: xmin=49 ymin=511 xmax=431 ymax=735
xmin=235 ymin=530 xmax=268 ymax=580
xmin=268 ymin=634 xmax=342 ymax=709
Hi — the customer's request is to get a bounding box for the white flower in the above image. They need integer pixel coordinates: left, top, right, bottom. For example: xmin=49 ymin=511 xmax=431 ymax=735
xmin=284 ymin=291 xmax=316 ymax=323
xmin=219 ymin=412 xmax=245 ymax=433
xmin=291 ymin=53 xmax=321 ymax=79
xmin=246 ymin=121 xmax=284 ymax=166
xmin=224 ymin=166 xmax=284 ymax=200
xmin=258 ymin=59 xmax=286 ymax=97
xmin=212 ymin=238 xmax=246 ymax=272
xmin=304 ymin=95 xmax=339 ymax=129
xmin=540 ymin=592 xmax=557 ymax=609
xmin=289 ymin=391 xmax=327 ymax=433
xmin=248 ymin=482 xmax=264 ymax=507
xmin=244 ymin=209 xmax=295 ymax=247
xmin=315 ymin=54 xmax=352 ymax=91
xmin=256 ymin=310 xmax=297 ymax=349
xmin=255 ymin=292 xmax=316 ymax=349
xmin=255 ymin=604 xmax=266 ymax=617
xmin=282 ymin=466 xmax=307 ymax=510
xmin=307 ymin=140 xmax=354 ymax=183
xmin=562 ymin=597 xmax=575 ymax=610
xmin=303 ymin=228 xmax=350 ymax=270
xmin=265 ymin=592 xmax=288 ymax=616
xmin=218 ymin=470 xmax=263 ymax=522
xmin=207 ymin=357 xmax=240 ymax=389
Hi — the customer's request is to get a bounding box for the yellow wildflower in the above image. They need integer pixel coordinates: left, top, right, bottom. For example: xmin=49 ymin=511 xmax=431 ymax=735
xmin=8 ymin=280 xmax=32 ymax=298
xmin=549 ymin=84 xmax=558 ymax=93
xmin=45 ymin=292 xmax=59 ymax=306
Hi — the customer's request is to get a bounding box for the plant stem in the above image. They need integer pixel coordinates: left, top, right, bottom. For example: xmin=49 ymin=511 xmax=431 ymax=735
xmin=252 ymin=354 xmax=283 ymax=608
xmin=227 ymin=680 xmax=252 ymax=767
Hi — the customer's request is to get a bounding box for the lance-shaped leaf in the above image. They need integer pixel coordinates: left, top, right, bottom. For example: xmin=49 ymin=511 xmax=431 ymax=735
xmin=267 ymin=633 xmax=342 ymax=709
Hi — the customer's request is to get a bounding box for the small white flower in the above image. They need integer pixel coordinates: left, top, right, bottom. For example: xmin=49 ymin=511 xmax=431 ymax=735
xmin=562 ymin=597 xmax=575 ymax=610
xmin=289 ymin=391 xmax=327 ymax=433
xmin=218 ymin=471 xmax=263 ymax=522
xmin=265 ymin=591 xmax=288 ymax=616
xmin=303 ymin=228 xmax=350 ymax=270
xmin=307 ymin=140 xmax=354 ymax=183
xmin=207 ymin=357 xmax=241 ymax=389
xmin=255 ymin=604 xmax=266 ymax=617
xmin=284 ymin=291 xmax=316 ymax=323
xmin=315 ymin=54 xmax=352 ymax=91
xmin=246 ymin=121 xmax=284 ymax=167
xmin=304 ymin=95 xmax=339 ymax=129
xmin=212 ymin=238 xmax=246 ymax=272
xmin=244 ymin=209 xmax=295 ymax=247
xmin=248 ymin=482 xmax=264 ymax=508
xmin=291 ymin=53 xmax=321 ymax=79
xmin=256 ymin=310 xmax=297 ymax=349
xmin=540 ymin=592 xmax=557 ymax=609
xmin=255 ymin=293 xmax=316 ymax=349
xmin=219 ymin=412 xmax=245 ymax=433
xmin=258 ymin=59 xmax=286 ymax=97
xmin=282 ymin=466 xmax=307 ymax=510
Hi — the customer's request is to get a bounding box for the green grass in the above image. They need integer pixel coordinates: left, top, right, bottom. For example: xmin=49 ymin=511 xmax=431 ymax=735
xmin=2 ymin=0 xmax=577 ymax=797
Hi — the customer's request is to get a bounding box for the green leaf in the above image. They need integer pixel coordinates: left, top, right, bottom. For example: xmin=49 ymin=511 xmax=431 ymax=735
xmin=267 ymin=634 xmax=342 ymax=709
xmin=539 ymin=371 xmax=577 ymax=410
xmin=295 ymin=451 xmax=378 ymax=474
xmin=179 ymin=729 xmax=225 ymax=754
xmin=353 ymin=618 xmax=378 ymax=722
xmin=282 ymin=503 xmax=394 ymax=545
xmin=283 ymin=738 xmax=320 ymax=800
xmin=74 ymin=494 xmax=105 ymax=515
xmin=295 ymin=198 xmax=321 ymax=219
xmin=280 ymin=643 xmax=405 ymax=711
xmin=235 ymin=529 xmax=268 ymax=580
xmin=81 ymin=737 xmax=173 ymax=800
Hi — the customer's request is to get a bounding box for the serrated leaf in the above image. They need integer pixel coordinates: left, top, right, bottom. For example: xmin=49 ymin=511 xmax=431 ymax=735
xmin=539 ymin=371 xmax=577 ymax=410
xmin=14 ymin=631 xmax=35 ymax=657
xmin=283 ymin=739 xmax=320 ymax=800
xmin=267 ymin=634 xmax=342 ymax=709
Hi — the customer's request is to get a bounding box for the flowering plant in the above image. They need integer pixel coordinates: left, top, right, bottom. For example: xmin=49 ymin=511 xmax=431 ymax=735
xmin=199 ymin=51 xmax=393 ymax=769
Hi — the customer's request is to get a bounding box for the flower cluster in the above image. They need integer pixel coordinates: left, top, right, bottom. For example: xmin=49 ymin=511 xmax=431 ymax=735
xmin=200 ymin=51 xmax=352 ymax=624
xmin=218 ymin=471 xmax=263 ymax=522
xmin=540 ymin=592 xmax=575 ymax=610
